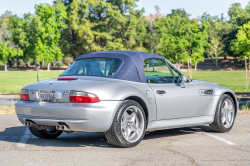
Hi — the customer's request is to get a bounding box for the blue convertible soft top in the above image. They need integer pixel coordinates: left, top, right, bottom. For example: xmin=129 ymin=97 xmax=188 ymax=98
xmin=75 ymin=51 xmax=166 ymax=83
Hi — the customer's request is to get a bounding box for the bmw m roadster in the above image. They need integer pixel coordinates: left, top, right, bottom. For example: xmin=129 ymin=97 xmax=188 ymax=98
xmin=15 ymin=51 xmax=238 ymax=148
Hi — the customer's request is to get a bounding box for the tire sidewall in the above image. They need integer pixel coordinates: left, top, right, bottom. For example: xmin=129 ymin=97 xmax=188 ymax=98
xmin=217 ymin=95 xmax=235 ymax=132
xmin=115 ymin=100 xmax=146 ymax=147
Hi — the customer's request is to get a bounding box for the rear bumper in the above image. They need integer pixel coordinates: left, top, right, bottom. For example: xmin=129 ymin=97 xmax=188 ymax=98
xmin=15 ymin=100 xmax=122 ymax=132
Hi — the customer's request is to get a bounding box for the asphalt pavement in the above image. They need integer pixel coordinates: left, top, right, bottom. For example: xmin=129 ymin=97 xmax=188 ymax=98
xmin=0 ymin=114 xmax=250 ymax=165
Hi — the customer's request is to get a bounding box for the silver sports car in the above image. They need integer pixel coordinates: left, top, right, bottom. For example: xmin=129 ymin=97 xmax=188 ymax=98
xmin=15 ymin=51 xmax=238 ymax=148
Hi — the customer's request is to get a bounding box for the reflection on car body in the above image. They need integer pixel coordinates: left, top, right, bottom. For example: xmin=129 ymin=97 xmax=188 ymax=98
xmin=15 ymin=51 xmax=238 ymax=148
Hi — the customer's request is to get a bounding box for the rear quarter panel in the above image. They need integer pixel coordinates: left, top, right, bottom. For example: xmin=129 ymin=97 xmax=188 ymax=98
xmin=80 ymin=79 xmax=157 ymax=122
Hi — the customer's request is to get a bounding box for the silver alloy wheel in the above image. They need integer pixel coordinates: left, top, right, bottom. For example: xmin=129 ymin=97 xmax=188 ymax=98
xmin=221 ymin=99 xmax=235 ymax=128
xmin=121 ymin=106 xmax=145 ymax=143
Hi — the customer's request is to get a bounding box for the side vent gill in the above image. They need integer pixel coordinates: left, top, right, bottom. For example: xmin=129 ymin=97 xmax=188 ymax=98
xmin=199 ymin=89 xmax=214 ymax=96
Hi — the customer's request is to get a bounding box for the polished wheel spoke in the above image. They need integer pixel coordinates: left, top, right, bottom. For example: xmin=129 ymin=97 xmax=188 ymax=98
xmin=221 ymin=99 xmax=235 ymax=128
xmin=125 ymin=127 xmax=132 ymax=139
xmin=121 ymin=106 xmax=144 ymax=143
xmin=221 ymin=114 xmax=226 ymax=124
xmin=129 ymin=112 xmax=136 ymax=123
xmin=130 ymin=124 xmax=137 ymax=132
xmin=224 ymin=100 xmax=229 ymax=110
xmin=123 ymin=112 xmax=130 ymax=121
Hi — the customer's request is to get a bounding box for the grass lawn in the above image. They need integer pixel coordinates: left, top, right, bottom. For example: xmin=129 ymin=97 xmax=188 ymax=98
xmin=183 ymin=71 xmax=248 ymax=93
xmin=0 ymin=71 xmax=63 ymax=94
xmin=0 ymin=70 xmax=248 ymax=94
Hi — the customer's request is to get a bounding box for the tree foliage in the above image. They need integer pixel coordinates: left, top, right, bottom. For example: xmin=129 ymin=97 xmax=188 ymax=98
xmin=35 ymin=1 xmax=67 ymax=70
xmin=1 ymin=0 xmax=250 ymax=77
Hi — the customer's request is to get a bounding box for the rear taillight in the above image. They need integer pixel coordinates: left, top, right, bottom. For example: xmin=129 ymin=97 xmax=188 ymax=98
xmin=70 ymin=91 xmax=100 ymax=103
xmin=57 ymin=78 xmax=78 ymax=81
xmin=20 ymin=89 xmax=29 ymax=100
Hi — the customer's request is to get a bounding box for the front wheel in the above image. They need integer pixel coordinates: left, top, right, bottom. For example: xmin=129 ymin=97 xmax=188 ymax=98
xmin=105 ymin=100 xmax=146 ymax=148
xmin=209 ymin=94 xmax=236 ymax=133
xmin=29 ymin=127 xmax=63 ymax=139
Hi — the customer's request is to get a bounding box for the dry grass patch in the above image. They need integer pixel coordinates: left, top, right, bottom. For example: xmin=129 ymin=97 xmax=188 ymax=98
xmin=239 ymin=110 xmax=250 ymax=114
xmin=0 ymin=105 xmax=15 ymax=115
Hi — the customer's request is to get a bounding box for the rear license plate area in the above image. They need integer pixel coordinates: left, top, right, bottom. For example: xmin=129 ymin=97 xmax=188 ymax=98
xmin=39 ymin=89 xmax=56 ymax=102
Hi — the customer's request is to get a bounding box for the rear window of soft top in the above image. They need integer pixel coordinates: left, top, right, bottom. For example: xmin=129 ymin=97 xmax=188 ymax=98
xmin=61 ymin=58 xmax=122 ymax=76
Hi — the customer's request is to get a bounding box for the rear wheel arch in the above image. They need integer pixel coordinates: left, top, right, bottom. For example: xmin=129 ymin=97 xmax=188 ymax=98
xmin=124 ymin=96 xmax=149 ymax=127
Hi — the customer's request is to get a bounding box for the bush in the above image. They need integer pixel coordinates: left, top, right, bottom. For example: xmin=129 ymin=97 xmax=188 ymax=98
xmin=55 ymin=60 xmax=64 ymax=67
xmin=18 ymin=59 xmax=25 ymax=66
xmin=63 ymin=57 xmax=73 ymax=65
xmin=29 ymin=59 xmax=35 ymax=65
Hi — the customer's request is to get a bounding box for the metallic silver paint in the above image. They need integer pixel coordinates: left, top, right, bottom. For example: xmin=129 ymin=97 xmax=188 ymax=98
xmin=15 ymin=61 xmax=238 ymax=133
xmin=16 ymin=100 xmax=122 ymax=132
xmin=149 ymin=82 xmax=200 ymax=120
xmin=146 ymin=116 xmax=214 ymax=131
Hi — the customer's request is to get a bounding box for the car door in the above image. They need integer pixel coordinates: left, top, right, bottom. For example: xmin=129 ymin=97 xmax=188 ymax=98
xmin=144 ymin=59 xmax=200 ymax=120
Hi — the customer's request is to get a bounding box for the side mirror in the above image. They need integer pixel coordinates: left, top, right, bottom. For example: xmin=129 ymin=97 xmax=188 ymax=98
xmin=178 ymin=75 xmax=188 ymax=88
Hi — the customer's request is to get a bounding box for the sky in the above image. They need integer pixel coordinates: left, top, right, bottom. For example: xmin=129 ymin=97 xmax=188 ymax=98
xmin=0 ymin=0 xmax=249 ymax=19
xmin=137 ymin=0 xmax=249 ymax=19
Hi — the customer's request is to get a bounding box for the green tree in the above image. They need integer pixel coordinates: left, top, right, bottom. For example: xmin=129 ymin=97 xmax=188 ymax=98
xmin=35 ymin=1 xmax=67 ymax=71
xmin=185 ymin=20 xmax=209 ymax=78
xmin=156 ymin=16 xmax=190 ymax=69
xmin=0 ymin=18 xmax=23 ymax=71
xmin=59 ymin=0 xmax=147 ymax=59
xmin=231 ymin=21 xmax=250 ymax=89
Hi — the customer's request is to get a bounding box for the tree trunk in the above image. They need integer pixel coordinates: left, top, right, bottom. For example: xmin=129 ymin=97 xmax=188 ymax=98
xmin=53 ymin=59 xmax=56 ymax=67
xmin=37 ymin=62 xmax=41 ymax=69
xmin=17 ymin=58 xmax=19 ymax=68
xmin=214 ymin=43 xmax=219 ymax=70
xmin=248 ymin=56 xmax=250 ymax=90
xmin=14 ymin=58 xmax=17 ymax=67
xmin=150 ymin=20 xmax=153 ymax=54
xmin=8 ymin=60 xmax=12 ymax=68
xmin=72 ymin=30 xmax=77 ymax=59
xmin=245 ymin=56 xmax=248 ymax=89
xmin=42 ymin=59 xmax=44 ymax=67
xmin=4 ymin=61 xmax=7 ymax=71
xmin=215 ymin=54 xmax=218 ymax=70
xmin=195 ymin=62 xmax=197 ymax=71
xmin=27 ymin=61 xmax=30 ymax=68
xmin=47 ymin=63 xmax=50 ymax=71
xmin=176 ymin=62 xmax=180 ymax=69
xmin=190 ymin=59 xmax=192 ymax=79
xmin=187 ymin=58 xmax=190 ymax=78
xmin=35 ymin=55 xmax=37 ymax=70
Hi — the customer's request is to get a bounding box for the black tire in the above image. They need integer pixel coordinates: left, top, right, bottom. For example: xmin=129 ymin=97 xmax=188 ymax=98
xmin=105 ymin=100 xmax=146 ymax=148
xmin=29 ymin=127 xmax=63 ymax=139
xmin=209 ymin=94 xmax=236 ymax=133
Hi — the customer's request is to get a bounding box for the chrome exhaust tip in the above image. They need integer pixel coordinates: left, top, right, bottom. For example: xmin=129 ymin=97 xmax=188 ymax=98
xmin=56 ymin=124 xmax=62 ymax=130
xmin=27 ymin=121 xmax=31 ymax=127
xmin=24 ymin=121 xmax=28 ymax=126
xmin=61 ymin=125 xmax=71 ymax=131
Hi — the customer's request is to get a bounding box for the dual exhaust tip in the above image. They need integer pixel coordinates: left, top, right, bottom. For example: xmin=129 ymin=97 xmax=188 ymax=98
xmin=24 ymin=120 xmax=71 ymax=131
xmin=56 ymin=124 xmax=71 ymax=131
xmin=24 ymin=121 xmax=33 ymax=127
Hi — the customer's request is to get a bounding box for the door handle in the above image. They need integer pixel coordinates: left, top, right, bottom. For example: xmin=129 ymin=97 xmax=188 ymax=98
xmin=157 ymin=90 xmax=166 ymax=94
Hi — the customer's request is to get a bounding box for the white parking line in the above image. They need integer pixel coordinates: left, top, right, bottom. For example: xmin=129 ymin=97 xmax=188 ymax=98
xmin=16 ymin=127 xmax=31 ymax=148
xmin=194 ymin=129 xmax=236 ymax=146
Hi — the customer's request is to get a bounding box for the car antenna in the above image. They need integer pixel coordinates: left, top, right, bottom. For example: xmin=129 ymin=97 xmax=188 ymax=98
xmin=36 ymin=65 xmax=39 ymax=82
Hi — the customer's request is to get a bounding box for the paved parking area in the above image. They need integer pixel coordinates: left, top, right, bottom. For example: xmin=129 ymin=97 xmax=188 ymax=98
xmin=0 ymin=114 xmax=250 ymax=166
